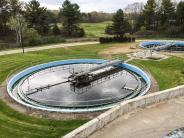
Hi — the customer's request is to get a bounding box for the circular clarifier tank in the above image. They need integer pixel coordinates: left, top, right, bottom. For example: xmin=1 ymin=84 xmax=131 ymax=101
xmin=139 ymin=40 xmax=184 ymax=51
xmin=7 ymin=59 xmax=151 ymax=112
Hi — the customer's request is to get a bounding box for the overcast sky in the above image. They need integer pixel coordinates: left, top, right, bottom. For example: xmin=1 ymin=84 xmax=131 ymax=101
xmin=21 ymin=0 xmax=181 ymax=13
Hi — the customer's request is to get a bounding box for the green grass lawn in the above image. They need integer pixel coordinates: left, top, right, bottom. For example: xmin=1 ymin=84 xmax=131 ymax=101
xmin=0 ymin=42 xmax=184 ymax=137
xmin=131 ymin=57 xmax=184 ymax=90
xmin=58 ymin=21 xmax=110 ymax=38
xmin=81 ymin=21 xmax=111 ymax=38
xmin=0 ymin=43 xmax=116 ymax=138
xmin=0 ymin=101 xmax=87 ymax=138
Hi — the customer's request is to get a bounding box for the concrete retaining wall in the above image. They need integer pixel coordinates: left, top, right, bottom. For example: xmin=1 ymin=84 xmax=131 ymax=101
xmin=63 ymin=85 xmax=184 ymax=138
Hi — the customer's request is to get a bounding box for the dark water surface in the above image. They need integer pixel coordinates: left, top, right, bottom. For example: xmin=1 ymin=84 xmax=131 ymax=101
xmin=20 ymin=64 xmax=145 ymax=107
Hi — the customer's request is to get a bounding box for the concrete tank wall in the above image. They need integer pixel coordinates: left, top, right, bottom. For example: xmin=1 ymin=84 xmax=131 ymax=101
xmin=7 ymin=59 xmax=151 ymax=113
xmin=63 ymin=85 xmax=184 ymax=138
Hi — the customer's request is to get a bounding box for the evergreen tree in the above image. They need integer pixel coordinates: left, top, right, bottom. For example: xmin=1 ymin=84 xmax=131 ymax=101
xmin=59 ymin=0 xmax=81 ymax=36
xmin=134 ymin=13 xmax=145 ymax=31
xmin=112 ymin=9 xmax=125 ymax=37
xmin=0 ymin=0 xmax=11 ymax=35
xmin=9 ymin=0 xmax=23 ymax=16
xmin=176 ymin=1 xmax=184 ymax=25
xmin=24 ymin=0 xmax=50 ymax=34
xmin=143 ymin=0 xmax=157 ymax=30
xmin=160 ymin=0 xmax=175 ymax=25
xmin=47 ymin=10 xmax=58 ymax=24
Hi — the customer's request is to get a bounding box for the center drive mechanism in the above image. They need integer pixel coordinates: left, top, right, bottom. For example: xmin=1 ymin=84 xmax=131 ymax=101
xmin=68 ymin=60 xmax=122 ymax=86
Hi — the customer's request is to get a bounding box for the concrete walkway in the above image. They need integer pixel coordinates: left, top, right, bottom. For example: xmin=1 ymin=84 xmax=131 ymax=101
xmin=0 ymin=39 xmax=175 ymax=56
xmin=90 ymin=96 xmax=184 ymax=138
xmin=0 ymin=41 xmax=99 ymax=56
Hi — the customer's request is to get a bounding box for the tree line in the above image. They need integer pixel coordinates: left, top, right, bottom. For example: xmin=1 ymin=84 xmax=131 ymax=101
xmin=81 ymin=12 xmax=113 ymax=23
xmin=133 ymin=0 xmax=184 ymax=37
xmin=0 ymin=0 xmax=92 ymax=49
xmin=0 ymin=0 xmax=184 ymax=48
xmin=0 ymin=0 xmax=85 ymax=37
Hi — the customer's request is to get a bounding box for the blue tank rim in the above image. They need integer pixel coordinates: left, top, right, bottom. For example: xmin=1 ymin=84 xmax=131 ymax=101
xmin=7 ymin=59 xmax=151 ymax=113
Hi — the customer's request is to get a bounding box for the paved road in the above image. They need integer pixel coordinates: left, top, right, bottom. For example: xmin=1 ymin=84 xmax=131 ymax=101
xmin=90 ymin=96 xmax=184 ymax=138
xmin=0 ymin=41 xmax=99 ymax=56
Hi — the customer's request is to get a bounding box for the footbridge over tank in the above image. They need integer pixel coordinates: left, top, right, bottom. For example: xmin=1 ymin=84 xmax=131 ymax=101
xmin=69 ymin=60 xmax=122 ymax=85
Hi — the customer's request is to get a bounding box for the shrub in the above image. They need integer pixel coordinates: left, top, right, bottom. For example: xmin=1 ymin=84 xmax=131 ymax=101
xmin=0 ymin=42 xmax=17 ymax=50
xmin=140 ymin=26 xmax=146 ymax=31
xmin=165 ymin=26 xmax=180 ymax=37
xmin=135 ymin=30 xmax=158 ymax=36
xmin=99 ymin=36 xmax=135 ymax=44
xmin=23 ymin=28 xmax=66 ymax=46
xmin=24 ymin=28 xmax=42 ymax=46
xmin=164 ymin=25 xmax=184 ymax=37
xmin=181 ymin=68 xmax=184 ymax=74
xmin=135 ymin=29 xmax=159 ymax=38
xmin=73 ymin=27 xmax=85 ymax=37
xmin=26 ymin=36 xmax=66 ymax=46
xmin=27 ymin=38 xmax=42 ymax=46
xmin=41 ymin=36 xmax=66 ymax=45
xmin=61 ymin=27 xmax=85 ymax=37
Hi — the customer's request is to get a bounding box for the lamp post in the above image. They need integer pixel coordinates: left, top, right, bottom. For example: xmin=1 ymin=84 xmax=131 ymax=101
xmin=131 ymin=19 xmax=135 ymax=42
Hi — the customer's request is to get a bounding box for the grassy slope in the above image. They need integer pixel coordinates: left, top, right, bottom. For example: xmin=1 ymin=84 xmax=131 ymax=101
xmin=0 ymin=43 xmax=115 ymax=138
xmin=0 ymin=101 xmax=86 ymax=138
xmin=131 ymin=57 xmax=184 ymax=90
xmin=81 ymin=21 xmax=111 ymax=38
xmin=0 ymin=42 xmax=184 ymax=137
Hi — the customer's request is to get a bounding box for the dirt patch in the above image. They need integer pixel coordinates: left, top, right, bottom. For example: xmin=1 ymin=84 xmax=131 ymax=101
xmin=146 ymin=72 xmax=159 ymax=93
xmin=99 ymin=43 xmax=141 ymax=58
